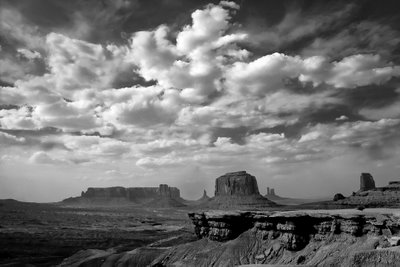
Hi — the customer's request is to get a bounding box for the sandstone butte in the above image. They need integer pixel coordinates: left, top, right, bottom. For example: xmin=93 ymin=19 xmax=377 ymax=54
xmin=205 ymin=171 xmax=278 ymax=209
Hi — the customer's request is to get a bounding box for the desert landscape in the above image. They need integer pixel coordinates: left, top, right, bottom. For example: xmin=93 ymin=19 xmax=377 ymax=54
xmin=2 ymin=171 xmax=400 ymax=266
xmin=1 ymin=0 xmax=400 ymax=266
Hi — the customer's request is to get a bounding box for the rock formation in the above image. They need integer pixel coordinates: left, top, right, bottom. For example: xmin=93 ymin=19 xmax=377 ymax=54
xmin=215 ymin=171 xmax=259 ymax=196
xmin=330 ymin=174 xmax=400 ymax=208
xmin=63 ymin=184 xmax=185 ymax=207
xmin=359 ymin=173 xmax=376 ymax=191
xmin=266 ymin=187 xmax=276 ymax=196
xmin=206 ymin=171 xmax=278 ymax=209
xmin=147 ymin=184 xmax=186 ymax=207
xmin=333 ymin=193 xmax=345 ymax=201
xmin=158 ymin=184 xmax=180 ymax=199
xmin=152 ymin=210 xmax=400 ymax=266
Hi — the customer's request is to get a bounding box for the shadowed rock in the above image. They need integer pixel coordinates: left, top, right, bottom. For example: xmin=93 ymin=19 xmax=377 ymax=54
xmin=360 ymin=173 xmax=376 ymax=192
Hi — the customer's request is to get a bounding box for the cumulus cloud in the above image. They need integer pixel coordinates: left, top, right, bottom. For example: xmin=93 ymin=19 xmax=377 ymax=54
xmin=226 ymin=53 xmax=400 ymax=96
xmin=46 ymin=33 xmax=132 ymax=96
xmin=1 ymin=0 xmax=400 ymax=193
xmin=127 ymin=1 xmax=247 ymax=102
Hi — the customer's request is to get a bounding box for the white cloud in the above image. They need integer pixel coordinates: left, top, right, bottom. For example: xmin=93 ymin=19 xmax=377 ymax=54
xmin=300 ymin=54 xmax=400 ymax=88
xmin=46 ymin=33 xmax=132 ymax=96
xmin=0 ymin=107 xmax=39 ymax=130
xmin=17 ymin=48 xmax=41 ymax=60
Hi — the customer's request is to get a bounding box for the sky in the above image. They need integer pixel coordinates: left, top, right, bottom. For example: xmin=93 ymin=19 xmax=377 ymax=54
xmin=1 ymin=0 xmax=400 ymax=202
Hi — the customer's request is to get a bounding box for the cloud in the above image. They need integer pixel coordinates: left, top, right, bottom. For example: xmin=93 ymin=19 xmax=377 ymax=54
xmin=226 ymin=53 xmax=400 ymax=96
xmin=46 ymin=32 xmax=133 ymax=96
xmin=17 ymin=48 xmax=42 ymax=60
xmin=0 ymin=132 xmax=26 ymax=145
xmin=244 ymin=3 xmax=355 ymax=53
xmin=302 ymin=21 xmax=400 ymax=59
xmin=0 ymin=107 xmax=39 ymax=130
xmin=0 ymin=7 xmax=45 ymax=50
xmin=127 ymin=2 xmax=247 ymax=103
xmin=29 ymin=151 xmax=68 ymax=165
xmin=102 ymin=86 xmax=181 ymax=127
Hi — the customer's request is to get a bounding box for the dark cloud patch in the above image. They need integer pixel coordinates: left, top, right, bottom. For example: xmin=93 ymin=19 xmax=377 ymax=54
xmin=253 ymin=123 xmax=302 ymax=140
xmin=339 ymin=81 xmax=400 ymax=110
xmin=111 ymin=69 xmax=157 ymax=88
xmin=0 ymin=127 xmax=61 ymax=138
xmin=301 ymin=105 xmax=363 ymax=125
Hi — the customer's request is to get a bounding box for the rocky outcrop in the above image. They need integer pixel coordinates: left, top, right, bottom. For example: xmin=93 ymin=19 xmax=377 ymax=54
xmin=333 ymin=193 xmax=345 ymax=201
xmin=152 ymin=210 xmax=400 ymax=266
xmin=267 ymin=187 xmax=276 ymax=196
xmin=63 ymin=184 xmax=185 ymax=207
xmin=360 ymin=173 xmax=376 ymax=192
xmin=331 ymin=175 xmax=400 ymax=208
xmin=206 ymin=171 xmax=277 ymax=209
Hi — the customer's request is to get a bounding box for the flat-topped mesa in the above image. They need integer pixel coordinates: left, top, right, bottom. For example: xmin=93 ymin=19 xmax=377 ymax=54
xmin=65 ymin=185 xmax=185 ymax=206
xmin=215 ymin=171 xmax=260 ymax=196
xmin=82 ymin=187 xmax=128 ymax=198
xmin=359 ymin=173 xmax=376 ymax=192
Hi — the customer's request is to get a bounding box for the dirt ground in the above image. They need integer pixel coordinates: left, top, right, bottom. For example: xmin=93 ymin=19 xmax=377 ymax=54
xmin=0 ymin=200 xmax=194 ymax=266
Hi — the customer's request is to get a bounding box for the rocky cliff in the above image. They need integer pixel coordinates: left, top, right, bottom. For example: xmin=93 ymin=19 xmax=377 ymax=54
xmin=152 ymin=209 xmax=400 ymax=266
xmin=207 ymin=171 xmax=277 ymax=209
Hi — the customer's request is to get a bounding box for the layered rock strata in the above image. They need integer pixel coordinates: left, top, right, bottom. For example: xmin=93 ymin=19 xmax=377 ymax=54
xmin=152 ymin=210 xmax=400 ymax=266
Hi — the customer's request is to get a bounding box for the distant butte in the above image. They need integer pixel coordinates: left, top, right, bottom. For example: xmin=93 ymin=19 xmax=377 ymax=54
xmin=205 ymin=171 xmax=278 ymax=209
